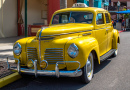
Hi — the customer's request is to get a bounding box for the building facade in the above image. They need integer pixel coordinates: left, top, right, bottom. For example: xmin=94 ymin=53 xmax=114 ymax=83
xmin=0 ymin=0 xmax=17 ymax=38
xmin=0 ymin=0 xmax=61 ymax=38
xmin=0 ymin=0 xmax=111 ymax=38
xmin=111 ymin=0 xmax=130 ymax=10
xmin=109 ymin=0 xmax=130 ymax=19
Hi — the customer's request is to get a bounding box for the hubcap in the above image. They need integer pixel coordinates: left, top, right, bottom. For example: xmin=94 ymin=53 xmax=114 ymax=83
xmin=87 ymin=56 xmax=92 ymax=77
xmin=115 ymin=49 xmax=118 ymax=55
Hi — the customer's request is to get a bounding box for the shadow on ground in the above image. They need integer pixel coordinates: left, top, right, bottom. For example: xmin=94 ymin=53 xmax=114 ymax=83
xmin=0 ymin=36 xmax=23 ymax=43
xmin=1 ymin=57 xmax=113 ymax=90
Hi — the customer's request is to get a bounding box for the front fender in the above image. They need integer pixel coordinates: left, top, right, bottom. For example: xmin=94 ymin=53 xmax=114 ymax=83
xmin=112 ymin=29 xmax=120 ymax=49
xmin=65 ymin=36 xmax=100 ymax=70
xmin=14 ymin=37 xmax=37 ymax=65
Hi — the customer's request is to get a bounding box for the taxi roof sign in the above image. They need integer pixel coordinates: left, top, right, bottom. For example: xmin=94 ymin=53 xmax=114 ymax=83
xmin=72 ymin=3 xmax=88 ymax=8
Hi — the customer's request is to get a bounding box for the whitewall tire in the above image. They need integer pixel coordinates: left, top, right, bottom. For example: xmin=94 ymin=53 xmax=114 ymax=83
xmin=81 ymin=52 xmax=94 ymax=83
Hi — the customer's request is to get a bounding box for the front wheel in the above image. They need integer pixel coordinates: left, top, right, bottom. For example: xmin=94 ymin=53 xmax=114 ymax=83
xmin=81 ymin=52 xmax=94 ymax=84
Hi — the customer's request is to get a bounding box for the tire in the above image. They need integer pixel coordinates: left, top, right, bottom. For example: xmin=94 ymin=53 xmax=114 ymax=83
xmin=81 ymin=52 xmax=94 ymax=84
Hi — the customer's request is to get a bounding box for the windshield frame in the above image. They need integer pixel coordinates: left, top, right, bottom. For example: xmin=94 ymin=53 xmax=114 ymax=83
xmin=51 ymin=11 xmax=94 ymax=25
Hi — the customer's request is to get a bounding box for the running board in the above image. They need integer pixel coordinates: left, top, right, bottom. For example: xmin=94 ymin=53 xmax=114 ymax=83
xmin=100 ymin=49 xmax=116 ymax=62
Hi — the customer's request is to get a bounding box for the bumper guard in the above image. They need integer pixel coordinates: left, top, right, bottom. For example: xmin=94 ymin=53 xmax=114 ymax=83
xmin=7 ymin=58 xmax=82 ymax=78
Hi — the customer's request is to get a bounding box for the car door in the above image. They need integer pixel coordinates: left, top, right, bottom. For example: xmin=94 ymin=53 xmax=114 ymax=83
xmin=94 ymin=13 xmax=107 ymax=56
xmin=105 ymin=12 xmax=113 ymax=52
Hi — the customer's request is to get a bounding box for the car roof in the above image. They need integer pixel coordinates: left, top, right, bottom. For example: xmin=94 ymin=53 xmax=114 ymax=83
xmin=54 ymin=7 xmax=108 ymax=14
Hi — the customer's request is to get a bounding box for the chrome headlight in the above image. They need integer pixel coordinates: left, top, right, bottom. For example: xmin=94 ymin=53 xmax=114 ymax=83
xmin=67 ymin=43 xmax=79 ymax=58
xmin=13 ymin=43 xmax=22 ymax=56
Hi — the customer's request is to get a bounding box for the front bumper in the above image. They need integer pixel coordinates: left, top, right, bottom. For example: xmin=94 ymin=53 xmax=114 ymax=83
xmin=7 ymin=58 xmax=82 ymax=78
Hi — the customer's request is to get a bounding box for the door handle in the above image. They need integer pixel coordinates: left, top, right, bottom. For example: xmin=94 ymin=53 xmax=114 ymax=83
xmin=106 ymin=29 xmax=109 ymax=31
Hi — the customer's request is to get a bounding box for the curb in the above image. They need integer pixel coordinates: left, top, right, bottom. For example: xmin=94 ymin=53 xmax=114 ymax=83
xmin=0 ymin=72 xmax=21 ymax=88
xmin=119 ymin=30 xmax=125 ymax=33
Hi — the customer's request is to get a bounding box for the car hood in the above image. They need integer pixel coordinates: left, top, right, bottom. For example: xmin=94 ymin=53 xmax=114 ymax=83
xmin=40 ymin=23 xmax=94 ymax=36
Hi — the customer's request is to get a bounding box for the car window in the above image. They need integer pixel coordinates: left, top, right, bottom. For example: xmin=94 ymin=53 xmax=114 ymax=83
xmin=105 ymin=13 xmax=110 ymax=23
xmin=96 ymin=13 xmax=104 ymax=25
xmin=52 ymin=12 xmax=70 ymax=24
xmin=52 ymin=15 xmax=59 ymax=24
xmin=71 ymin=12 xmax=93 ymax=24
xmin=52 ymin=12 xmax=93 ymax=24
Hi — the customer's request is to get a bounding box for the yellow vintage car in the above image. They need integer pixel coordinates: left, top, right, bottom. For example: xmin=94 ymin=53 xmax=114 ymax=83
xmin=9 ymin=3 xmax=120 ymax=83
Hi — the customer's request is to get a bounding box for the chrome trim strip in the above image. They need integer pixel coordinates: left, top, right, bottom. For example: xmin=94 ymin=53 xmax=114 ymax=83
xmin=45 ymin=48 xmax=63 ymax=49
xmin=95 ymin=28 xmax=106 ymax=30
xmin=7 ymin=57 xmax=10 ymax=70
xmin=44 ymin=48 xmax=64 ymax=64
xmin=27 ymin=47 xmax=36 ymax=48
xmin=45 ymin=55 xmax=63 ymax=56
xmin=44 ymin=57 xmax=63 ymax=58
xmin=11 ymin=68 xmax=82 ymax=77
xmin=100 ymin=49 xmax=116 ymax=61
xmin=40 ymin=37 xmax=55 ymax=40
xmin=45 ymin=59 xmax=63 ymax=61
xmin=41 ymin=30 xmax=92 ymax=37
xmin=45 ymin=50 xmax=63 ymax=51
xmin=27 ymin=49 xmax=37 ymax=50
xmin=34 ymin=60 xmax=37 ymax=77
xmin=95 ymin=26 xmax=112 ymax=30
xmin=27 ymin=54 xmax=38 ymax=56
xmin=27 ymin=51 xmax=37 ymax=52
xmin=27 ymin=47 xmax=38 ymax=60
xmin=39 ymin=27 xmax=48 ymax=62
xmin=45 ymin=52 xmax=63 ymax=54
xmin=82 ymin=33 xmax=91 ymax=36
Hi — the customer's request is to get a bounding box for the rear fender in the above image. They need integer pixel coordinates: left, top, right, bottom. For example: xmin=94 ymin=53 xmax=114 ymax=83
xmin=112 ymin=29 xmax=120 ymax=49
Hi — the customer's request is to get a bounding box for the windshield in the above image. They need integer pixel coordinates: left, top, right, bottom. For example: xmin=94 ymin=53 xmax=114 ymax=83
xmin=52 ymin=12 xmax=93 ymax=24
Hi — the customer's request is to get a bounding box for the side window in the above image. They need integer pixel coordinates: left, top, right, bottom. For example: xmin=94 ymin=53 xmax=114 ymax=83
xmin=61 ymin=15 xmax=69 ymax=23
xmin=52 ymin=15 xmax=59 ymax=24
xmin=105 ymin=13 xmax=110 ymax=23
xmin=96 ymin=13 xmax=104 ymax=25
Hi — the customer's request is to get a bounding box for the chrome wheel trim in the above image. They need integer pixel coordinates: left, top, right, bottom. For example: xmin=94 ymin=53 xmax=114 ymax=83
xmin=86 ymin=53 xmax=93 ymax=80
xmin=114 ymin=44 xmax=118 ymax=56
xmin=115 ymin=49 xmax=118 ymax=56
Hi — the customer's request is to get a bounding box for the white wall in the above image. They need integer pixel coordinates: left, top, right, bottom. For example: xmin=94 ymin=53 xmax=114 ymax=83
xmin=127 ymin=1 xmax=130 ymax=9
xmin=0 ymin=0 xmax=4 ymax=38
xmin=0 ymin=0 xmax=48 ymax=38
xmin=22 ymin=0 xmax=47 ymax=25
xmin=0 ymin=0 xmax=17 ymax=38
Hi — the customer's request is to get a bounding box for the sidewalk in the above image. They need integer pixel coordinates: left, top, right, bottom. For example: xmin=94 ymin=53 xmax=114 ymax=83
xmin=0 ymin=36 xmax=24 ymax=62
xmin=0 ymin=36 xmax=23 ymax=88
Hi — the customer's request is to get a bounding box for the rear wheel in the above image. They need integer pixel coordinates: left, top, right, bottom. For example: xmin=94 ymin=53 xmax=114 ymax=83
xmin=81 ymin=52 xmax=94 ymax=83
xmin=112 ymin=43 xmax=118 ymax=57
xmin=112 ymin=49 xmax=118 ymax=57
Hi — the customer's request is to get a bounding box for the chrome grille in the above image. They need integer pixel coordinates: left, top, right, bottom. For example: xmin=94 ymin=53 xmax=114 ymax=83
xmin=44 ymin=48 xmax=63 ymax=64
xmin=27 ymin=47 xmax=38 ymax=60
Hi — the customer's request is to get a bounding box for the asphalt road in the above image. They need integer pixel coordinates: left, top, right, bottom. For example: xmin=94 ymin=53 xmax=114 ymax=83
xmin=1 ymin=31 xmax=130 ymax=90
